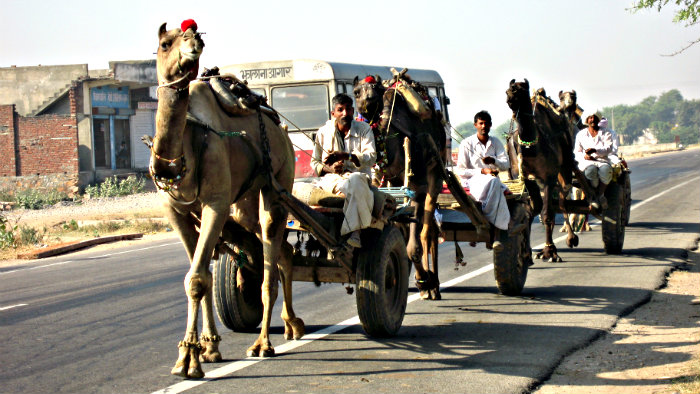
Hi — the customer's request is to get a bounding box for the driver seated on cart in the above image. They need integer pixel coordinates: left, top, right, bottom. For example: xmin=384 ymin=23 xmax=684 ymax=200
xmin=455 ymin=110 xmax=511 ymax=250
xmin=311 ymin=93 xmax=377 ymax=249
xmin=574 ymin=114 xmax=613 ymax=210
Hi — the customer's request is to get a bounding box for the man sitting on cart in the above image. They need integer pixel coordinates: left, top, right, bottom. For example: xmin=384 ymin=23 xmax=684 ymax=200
xmin=311 ymin=93 xmax=377 ymax=249
xmin=574 ymin=114 xmax=613 ymax=210
xmin=455 ymin=110 xmax=511 ymax=250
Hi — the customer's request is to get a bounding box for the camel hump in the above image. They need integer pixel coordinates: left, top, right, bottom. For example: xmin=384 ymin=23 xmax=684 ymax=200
xmin=201 ymin=67 xmax=278 ymax=122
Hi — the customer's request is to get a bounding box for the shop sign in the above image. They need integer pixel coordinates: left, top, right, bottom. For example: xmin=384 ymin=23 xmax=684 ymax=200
xmin=91 ymin=86 xmax=130 ymax=108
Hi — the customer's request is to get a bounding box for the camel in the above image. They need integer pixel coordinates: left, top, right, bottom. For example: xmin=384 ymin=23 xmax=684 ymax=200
xmin=152 ymin=20 xmax=304 ymax=379
xmin=558 ymin=90 xmax=592 ymax=233
xmin=354 ymin=71 xmax=445 ymax=300
xmin=505 ymin=79 xmax=579 ymax=262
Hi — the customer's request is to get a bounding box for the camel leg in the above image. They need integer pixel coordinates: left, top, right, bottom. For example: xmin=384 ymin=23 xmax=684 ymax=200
xmin=420 ymin=175 xmax=441 ymax=300
xmin=279 ymin=242 xmax=305 ymax=340
xmin=535 ymin=182 xmax=562 ymax=262
xmin=558 ymin=191 xmax=578 ymax=248
xmin=407 ymin=187 xmax=435 ymax=293
xmin=171 ymin=205 xmax=228 ymax=378
xmin=246 ymin=189 xmax=286 ymax=358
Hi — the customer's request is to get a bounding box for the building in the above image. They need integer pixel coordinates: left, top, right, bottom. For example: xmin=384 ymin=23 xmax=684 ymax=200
xmin=0 ymin=61 xmax=158 ymax=194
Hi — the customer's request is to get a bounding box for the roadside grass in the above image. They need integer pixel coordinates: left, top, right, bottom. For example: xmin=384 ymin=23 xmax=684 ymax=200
xmin=0 ymin=216 xmax=170 ymax=260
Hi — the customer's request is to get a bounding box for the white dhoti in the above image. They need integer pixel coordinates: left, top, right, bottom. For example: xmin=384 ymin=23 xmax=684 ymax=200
xmin=465 ymin=174 xmax=510 ymax=230
xmin=315 ymin=172 xmax=374 ymax=235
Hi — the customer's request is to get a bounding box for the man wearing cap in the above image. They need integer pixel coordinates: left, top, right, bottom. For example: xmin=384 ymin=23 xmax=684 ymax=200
xmin=311 ymin=93 xmax=376 ymax=248
xmin=574 ymin=114 xmax=613 ymax=209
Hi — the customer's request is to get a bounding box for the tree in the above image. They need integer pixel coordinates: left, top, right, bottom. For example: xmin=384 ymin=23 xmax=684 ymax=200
xmin=630 ymin=0 xmax=700 ymax=55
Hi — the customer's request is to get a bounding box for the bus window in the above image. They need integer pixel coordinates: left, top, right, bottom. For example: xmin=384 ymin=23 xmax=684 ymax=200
xmin=336 ymin=84 xmax=345 ymax=94
xmin=428 ymin=87 xmax=438 ymax=98
xmin=271 ymin=85 xmax=329 ymax=130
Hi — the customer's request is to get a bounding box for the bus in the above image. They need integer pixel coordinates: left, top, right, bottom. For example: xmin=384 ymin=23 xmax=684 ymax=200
xmin=220 ymin=59 xmax=452 ymax=178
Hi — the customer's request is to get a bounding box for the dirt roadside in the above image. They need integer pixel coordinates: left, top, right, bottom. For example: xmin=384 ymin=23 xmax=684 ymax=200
xmin=534 ymin=243 xmax=700 ymax=394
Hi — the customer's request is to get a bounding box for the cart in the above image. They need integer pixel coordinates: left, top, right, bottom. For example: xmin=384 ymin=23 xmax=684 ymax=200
xmin=550 ymin=161 xmax=631 ymax=254
xmin=380 ymin=171 xmax=534 ymax=296
xmin=210 ymin=164 xmax=534 ymax=339
xmin=211 ymin=177 xmax=410 ymax=338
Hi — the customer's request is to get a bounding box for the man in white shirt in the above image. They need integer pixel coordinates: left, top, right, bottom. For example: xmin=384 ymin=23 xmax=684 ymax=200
xmin=455 ymin=111 xmax=511 ymax=249
xmin=598 ymin=117 xmax=621 ymax=164
xmin=311 ymin=93 xmax=377 ymax=248
xmin=574 ymin=114 xmax=613 ymax=209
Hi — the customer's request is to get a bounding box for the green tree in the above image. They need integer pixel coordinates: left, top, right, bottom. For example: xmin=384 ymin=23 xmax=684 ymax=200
xmin=651 ymin=89 xmax=684 ymax=122
xmin=630 ymin=0 xmax=700 ymax=54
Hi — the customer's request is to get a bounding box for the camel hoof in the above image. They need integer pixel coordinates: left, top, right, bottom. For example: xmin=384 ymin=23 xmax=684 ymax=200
xmin=284 ymin=317 xmax=305 ymax=340
xmin=199 ymin=334 xmax=222 ymax=363
xmin=420 ymin=290 xmax=431 ymax=300
xmin=171 ymin=341 xmax=204 ymax=379
xmin=246 ymin=343 xmax=276 ymax=358
xmin=431 ymin=288 xmax=442 ymax=300
xmin=566 ymin=235 xmax=579 ymax=248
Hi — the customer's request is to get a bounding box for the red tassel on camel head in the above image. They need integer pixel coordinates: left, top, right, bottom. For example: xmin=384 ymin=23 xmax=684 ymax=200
xmin=181 ymin=19 xmax=198 ymax=32
xmin=363 ymin=76 xmax=376 ymax=84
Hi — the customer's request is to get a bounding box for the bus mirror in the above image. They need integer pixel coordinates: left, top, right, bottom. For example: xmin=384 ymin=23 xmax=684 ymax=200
xmin=444 ymin=96 xmax=451 ymax=105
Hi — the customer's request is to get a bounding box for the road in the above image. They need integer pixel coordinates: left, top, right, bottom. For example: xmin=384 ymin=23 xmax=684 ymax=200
xmin=1 ymin=148 xmax=698 ymax=394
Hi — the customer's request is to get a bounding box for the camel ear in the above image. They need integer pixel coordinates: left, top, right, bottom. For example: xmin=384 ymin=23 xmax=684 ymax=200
xmin=559 ymin=90 xmax=563 ymax=96
xmin=376 ymin=74 xmax=382 ymax=83
xmin=159 ymin=23 xmax=168 ymax=39
xmin=572 ymin=89 xmax=576 ymax=95
xmin=509 ymin=79 xmax=515 ymax=86
xmin=524 ymin=79 xmax=529 ymax=88
xmin=353 ymin=76 xmax=359 ymax=86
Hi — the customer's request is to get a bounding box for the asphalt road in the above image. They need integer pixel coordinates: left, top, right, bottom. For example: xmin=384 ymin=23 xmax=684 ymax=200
xmin=1 ymin=148 xmax=698 ymax=394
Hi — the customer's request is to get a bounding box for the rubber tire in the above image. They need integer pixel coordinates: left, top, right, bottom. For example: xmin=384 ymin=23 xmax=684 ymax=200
xmin=622 ymin=174 xmax=631 ymax=226
xmin=355 ymin=226 xmax=409 ymax=338
xmin=493 ymin=203 xmax=531 ymax=296
xmin=212 ymin=241 xmax=264 ymax=332
xmin=602 ymin=182 xmax=625 ymax=254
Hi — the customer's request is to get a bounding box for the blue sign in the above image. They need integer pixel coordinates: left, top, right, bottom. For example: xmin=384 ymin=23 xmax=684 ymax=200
xmin=91 ymin=86 xmax=130 ymax=108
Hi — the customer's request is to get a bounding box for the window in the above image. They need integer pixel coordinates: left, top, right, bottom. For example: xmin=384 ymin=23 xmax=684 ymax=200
xmin=271 ymin=85 xmax=329 ymax=130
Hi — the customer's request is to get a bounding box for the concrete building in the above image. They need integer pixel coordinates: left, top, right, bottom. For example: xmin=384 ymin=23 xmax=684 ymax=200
xmin=0 ymin=61 xmax=158 ymax=193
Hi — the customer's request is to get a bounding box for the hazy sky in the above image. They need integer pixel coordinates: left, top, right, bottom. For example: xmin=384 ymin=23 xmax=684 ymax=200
xmin=2 ymin=0 xmax=699 ymax=126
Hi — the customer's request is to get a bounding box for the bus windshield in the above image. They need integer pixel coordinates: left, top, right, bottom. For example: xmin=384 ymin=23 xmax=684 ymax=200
xmin=271 ymin=85 xmax=329 ymax=130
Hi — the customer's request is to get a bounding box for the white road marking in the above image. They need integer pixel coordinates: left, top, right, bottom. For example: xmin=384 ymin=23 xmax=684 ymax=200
xmin=0 ymin=303 xmax=28 ymax=311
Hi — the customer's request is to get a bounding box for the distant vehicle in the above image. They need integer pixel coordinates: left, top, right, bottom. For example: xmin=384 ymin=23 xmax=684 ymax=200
xmin=678 ymin=144 xmax=685 ymax=150
xmin=220 ymin=59 xmax=451 ymax=179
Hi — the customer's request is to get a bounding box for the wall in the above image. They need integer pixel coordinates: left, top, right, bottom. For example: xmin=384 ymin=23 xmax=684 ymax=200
xmin=0 ymin=105 xmax=17 ymax=176
xmin=0 ymin=64 xmax=88 ymax=116
xmin=0 ymin=104 xmax=79 ymax=196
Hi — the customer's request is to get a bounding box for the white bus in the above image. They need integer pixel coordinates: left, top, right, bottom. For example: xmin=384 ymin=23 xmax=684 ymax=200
xmin=220 ymin=59 xmax=451 ymax=178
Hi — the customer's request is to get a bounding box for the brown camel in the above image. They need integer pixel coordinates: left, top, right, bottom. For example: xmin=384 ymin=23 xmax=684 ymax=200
xmin=558 ymin=90 xmax=592 ymax=233
xmin=152 ymin=21 xmax=304 ymax=379
xmin=355 ymin=71 xmax=446 ymax=300
xmin=505 ymin=79 xmax=579 ymax=262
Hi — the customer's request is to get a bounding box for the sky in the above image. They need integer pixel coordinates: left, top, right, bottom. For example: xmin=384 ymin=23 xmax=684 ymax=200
xmin=2 ymin=0 xmax=699 ymax=127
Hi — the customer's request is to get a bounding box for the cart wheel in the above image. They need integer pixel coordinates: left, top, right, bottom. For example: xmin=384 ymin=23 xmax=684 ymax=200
xmin=602 ymin=181 xmax=625 ymax=254
xmin=493 ymin=202 xmax=531 ymax=296
xmin=355 ymin=226 xmax=409 ymax=337
xmin=622 ymin=174 xmax=631 ymax=226
xmin=212 ymin=240 xmax=263 ymax=332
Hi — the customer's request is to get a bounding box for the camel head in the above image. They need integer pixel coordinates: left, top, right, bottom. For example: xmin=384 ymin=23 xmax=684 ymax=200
xmin=558 ymin=90 xmax=577 ymax=112
xmin=353 ymin=75 xmax=385 ymax=120
xmin=157 ymin=20 xmax=205 ymax=89
xmin=506 ymin=79 xmax=530 ymax=112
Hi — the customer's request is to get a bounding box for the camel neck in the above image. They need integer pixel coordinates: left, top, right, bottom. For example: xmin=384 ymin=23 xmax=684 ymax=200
xmin=154 ymin=87 xmax=190 ymax=158
xmin=516 ymin=106 xmax=538 ymax=143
